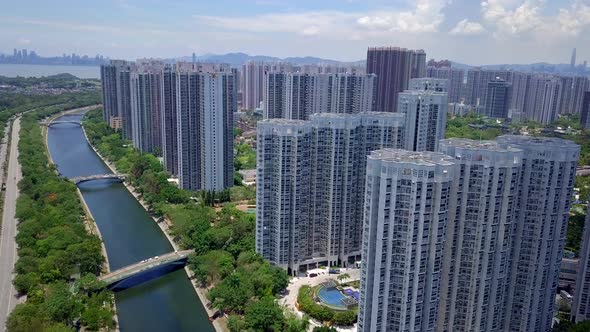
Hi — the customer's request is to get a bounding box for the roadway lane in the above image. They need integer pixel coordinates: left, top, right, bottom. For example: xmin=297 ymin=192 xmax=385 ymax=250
xmin=0 ymin=117 xmax=22 ymax=330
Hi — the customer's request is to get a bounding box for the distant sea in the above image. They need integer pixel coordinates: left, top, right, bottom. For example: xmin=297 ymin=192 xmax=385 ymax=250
xmin=0 ymin=64 xmax=100 ymax=79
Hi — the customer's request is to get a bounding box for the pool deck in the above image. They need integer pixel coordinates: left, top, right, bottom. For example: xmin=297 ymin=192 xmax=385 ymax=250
xmin=279 ymin=267 xmax=360 ymax=332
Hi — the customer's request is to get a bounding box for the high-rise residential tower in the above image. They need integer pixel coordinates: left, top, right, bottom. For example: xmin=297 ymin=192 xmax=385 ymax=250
xmin=263 ymin=72 xmax=376 ymax=120
xmin=176 ymin=68 xmax=236 ymax=192
xmin=410 ymin=78 xmax=448 ymax=92
xmin=426 ymin=66 xmax=464 ymax=104
xmin=255 ymin=120 xmax=314 ymax=271
xmin=161 ymin=64 xmax=178 ymax=175
xmin=130 ymin=59 xmax=164 ymax=154
xmin=100 ymin=60 xmax=134 ymax=139
xmin=256 ymin=113 xmax=406 ymax=274
xmin=398 ymin=87 xmax=448 ymax=152
xmin=497 ymin=135 xmax=580 ymax=332
xmin=366 ymin=47 xmax=427 ymax=113
xmin=437 ymin=138 xmax=523 ymax=332
xmin=242 ymin=61 xmax=266 ymax=110
xmin=523 ymin=75 xmax=562 ymax=124
xmin=100 ymin=63 xmax=118 ymax=123
xmin=558 ymin=76 xmax=589 ymax=115
xmin=573 ymin=206 xmax=590 ymax=323
xmin=358 ymin=149 xmax=455 ymax=332
xmin=580 ymin=91 xmax=590 ymax=129
xmin=484 ymin=79 xmax=512 ymax=118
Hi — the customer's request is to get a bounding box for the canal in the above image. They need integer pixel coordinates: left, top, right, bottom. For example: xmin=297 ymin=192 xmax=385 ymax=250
xmin=46 ymin=113 xmax=215 ymax=332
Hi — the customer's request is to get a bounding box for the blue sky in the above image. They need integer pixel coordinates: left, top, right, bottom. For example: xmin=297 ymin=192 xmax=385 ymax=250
xmin=1 ymin=0 xmax=589 ymax=65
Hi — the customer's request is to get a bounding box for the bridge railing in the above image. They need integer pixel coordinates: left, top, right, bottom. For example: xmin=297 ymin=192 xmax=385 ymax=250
xmin=70 ymin=173 xmax=128 ymax=184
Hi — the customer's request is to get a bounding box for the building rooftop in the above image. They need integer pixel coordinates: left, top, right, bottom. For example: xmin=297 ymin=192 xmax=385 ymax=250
xmin=369 ymin=149 xmax=455 ymax=167
xmin=440 ymin=138 xmax=522 ymax=153
xmin=497 ymin=135 xmax=580 ymax=149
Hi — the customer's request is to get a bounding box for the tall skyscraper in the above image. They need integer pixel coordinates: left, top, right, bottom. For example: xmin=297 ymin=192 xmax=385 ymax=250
xmin=176 ymin=68 xmax=236 ymax=192
xmin=100 ymin=63 xmax=119 ymax=123
xmin=256 ymin=113 xmax=406 ymax=273
xmin=161 ymin=64 xmax=178 ymax=175
xmin=580 ymin=92 xmax=590 ymax=129
xmin=100 ymin=60 xmax=134 ymax=138
xmin=573 ymin=206 xmax=590 ymax=323
xmin=437 ymin=138 xmax=523 ymax=332
xmin=358 ymin=149 xmax=455 ymax=332
xmin=571 ymin=48 xmax=577 ymax=68
xmin=263 ymin=72 xmax=376 ymax=120
xmin=398 ymin=88 xmax=448 ymax=152
xmin=497 ymin=135 xmax=579 ymax=332
xmin=130 ymin=59 xmax=164 ymax=154
xmin=484 ymin=79 xmax=512 ymax=118
xmin=366 ymin=47 xmax=427 ymax=113
xmin=255 ymin=119 xmax=313 ymax=271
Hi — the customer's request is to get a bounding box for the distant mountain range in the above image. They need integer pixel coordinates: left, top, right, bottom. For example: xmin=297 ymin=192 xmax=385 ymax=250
xmin=175 ymin=53 xmax=586 ymax=75
xmin=452 ymin=61 xmax=587 ymax=74
xmin=174 ymin=52 xmax=365 ymax=66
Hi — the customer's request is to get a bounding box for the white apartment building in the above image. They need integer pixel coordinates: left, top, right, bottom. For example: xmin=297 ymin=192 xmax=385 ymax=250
xmin=437 ymin=138 xmax=523 ymax=332
xmin=398 ymin=90 xmax=448 ymax=152
xmin=358 ymin=149 xmax=455 ymax=332
xmin=497 ymin=135 xmax=579 ymax=332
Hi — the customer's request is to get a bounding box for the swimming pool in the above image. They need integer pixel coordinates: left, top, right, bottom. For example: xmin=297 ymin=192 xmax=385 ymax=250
xmin=318 ymin=286 xmax=348 ymax=309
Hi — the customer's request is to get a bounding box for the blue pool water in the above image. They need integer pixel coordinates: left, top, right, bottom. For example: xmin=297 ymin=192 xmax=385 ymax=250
xmin=318 ymin=287 xmax=347 ymax=308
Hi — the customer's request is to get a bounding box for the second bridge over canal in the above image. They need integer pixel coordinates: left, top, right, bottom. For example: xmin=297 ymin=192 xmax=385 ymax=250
xmin=99 ymin=250 xmax=193 ymax=291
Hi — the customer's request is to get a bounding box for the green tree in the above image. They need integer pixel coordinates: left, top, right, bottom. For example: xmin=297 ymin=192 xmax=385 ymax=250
xmin=337 ymin=273 xmax=350 ymax=284
xmin=244 ymin=297 xmax=285 ymax=331
xmin=189 ymin=250 xmax=235 ymax=286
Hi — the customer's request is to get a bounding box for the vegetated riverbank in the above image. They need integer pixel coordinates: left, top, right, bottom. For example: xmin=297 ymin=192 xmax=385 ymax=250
xmin=82 ymin=109 xmax=311 ymax=332
xmin=6 ymin=101 xmax=116 ymax=332
xmin=40 ymin=105 xmax=111 ymax=274
xmin=78 ymin=116 xmax=224 ymax=331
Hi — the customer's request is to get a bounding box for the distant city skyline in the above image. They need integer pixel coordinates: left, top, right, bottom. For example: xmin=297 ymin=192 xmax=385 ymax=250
xmin=1 ymin=0 xmax=589 ymax=65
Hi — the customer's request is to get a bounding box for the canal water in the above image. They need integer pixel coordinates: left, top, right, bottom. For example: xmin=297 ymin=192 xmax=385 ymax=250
xmin=46 ymin=113 xmax=214 ymax=332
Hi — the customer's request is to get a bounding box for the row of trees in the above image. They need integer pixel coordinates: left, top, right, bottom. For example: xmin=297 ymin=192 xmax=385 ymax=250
xmin=0 ymin=90 xmax=100 ymax=139
xmin=7 ymin=97 xmax=114 ymax=331
xmin=83 ymin=109 xmax=303 ymax=331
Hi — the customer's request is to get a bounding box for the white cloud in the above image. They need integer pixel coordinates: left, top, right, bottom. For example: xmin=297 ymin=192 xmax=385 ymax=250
xmin=481 ymin=0 xmax=543 ymax=37
xmin=449 ymin=19 xmax=486 ymax=35
xmin=356 ymin=0 xmax=451 ymax=33
xmin=302 ymin=26 xmax=320 ymax=36
xmin=557 ymin=1 xmax=590 ymax=35
xmin=480 ymin=0 xmax=590 ymax=40
xmin=196 ymin=0 xmax=452 ymax=37
xmin=195 ymin=11 xmax=355 ymax=37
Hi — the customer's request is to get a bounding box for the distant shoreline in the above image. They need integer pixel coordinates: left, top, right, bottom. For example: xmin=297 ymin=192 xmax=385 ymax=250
xmin=0 ymin=64 xmax=100 ymax=79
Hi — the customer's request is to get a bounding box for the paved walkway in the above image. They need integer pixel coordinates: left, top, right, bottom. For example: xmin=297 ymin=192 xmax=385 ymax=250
xmin=279 ymin=267 xmax=361 ymax=332
xmin=0 ymin=117 xmax=24 ymax=330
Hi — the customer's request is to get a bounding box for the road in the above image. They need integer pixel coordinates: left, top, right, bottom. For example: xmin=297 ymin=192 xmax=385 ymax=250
xmin=0 ymin=117 xmax=22 ymax=330
xmin=99 ymin=250 xmax=192 ymax=284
